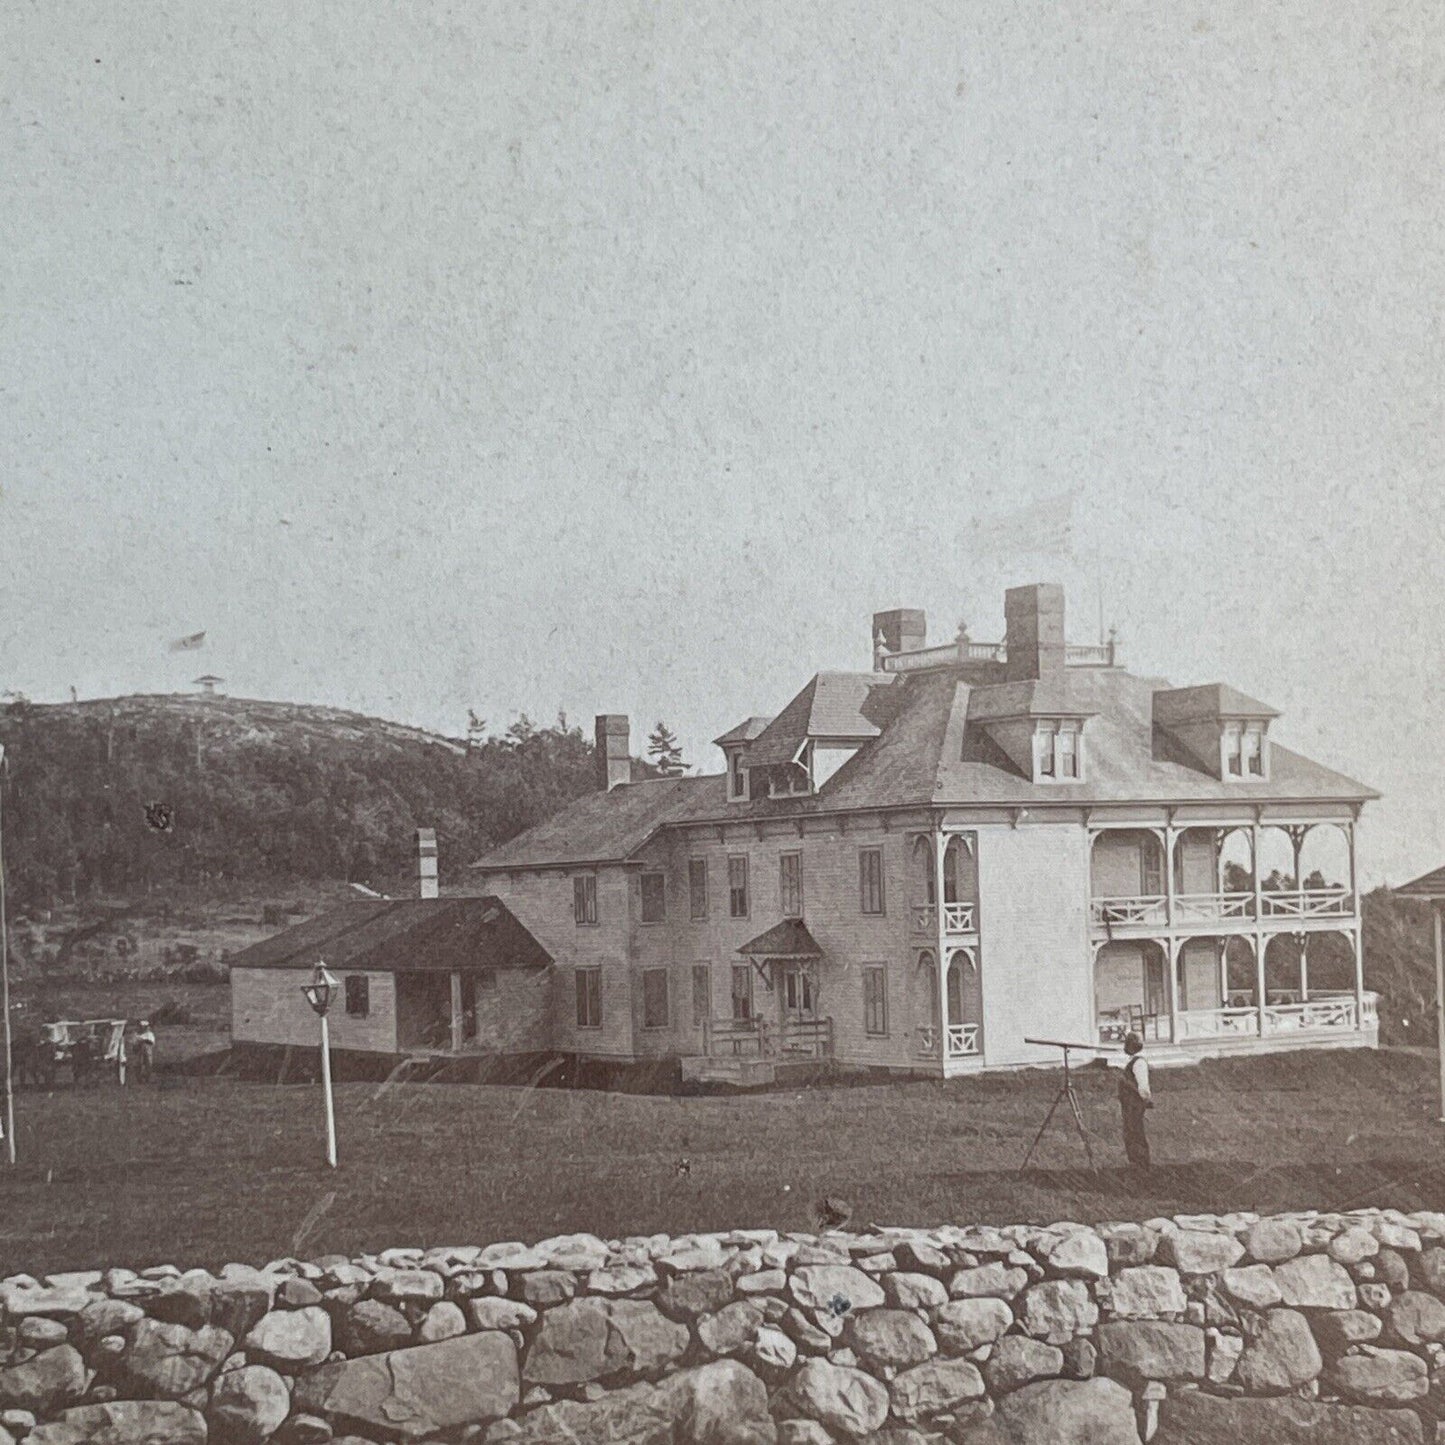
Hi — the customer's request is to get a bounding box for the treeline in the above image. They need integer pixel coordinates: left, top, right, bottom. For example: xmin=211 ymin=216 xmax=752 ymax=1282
xmin=0 ymin=697 xmax=613 ymax=909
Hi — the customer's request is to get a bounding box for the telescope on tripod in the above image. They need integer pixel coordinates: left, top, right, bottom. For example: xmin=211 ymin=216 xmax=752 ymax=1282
xmin=1017 ymin=1037 xmax=1124 ymax=1176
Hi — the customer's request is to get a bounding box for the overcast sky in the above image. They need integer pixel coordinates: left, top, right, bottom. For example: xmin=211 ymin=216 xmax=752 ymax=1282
xmin=2 ymin=2 xmax=1441 ymax=884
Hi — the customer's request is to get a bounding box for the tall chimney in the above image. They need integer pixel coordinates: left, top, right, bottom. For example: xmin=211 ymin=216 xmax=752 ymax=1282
xmin=872 ymin=608 xmax=927 ymax=667
xmin=594 ymin=714 xmax=631 ymax=791
xmin=415 ymin=827 xmax=439 ymax=900
xmin=1004 ymin=584 xmax=1066 ymax=681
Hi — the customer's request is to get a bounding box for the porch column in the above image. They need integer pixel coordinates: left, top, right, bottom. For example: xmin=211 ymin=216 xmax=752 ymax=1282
xmin=1252 ymin=819 xmax=1266 ymax=1037
xmin=449 ymin=972 xmax=464 ymax=1053
xmin=1348 ymin=819 xmax=1365 ymax=1028
xmin=1353 ymin=925 xmax=1366 ymax=1031
xmin=1167 ymin=938 xmax=1180 ymax=1045
xmin=1255 ymin=934 xmax=1267 ymax=1038
xmin=1163 ymin=821 xmax=1177 ymax=1044
xmin=1299 ymin=934 xmax=1310 ymax=1002
xmin=934 ymin=825 xmax=949 ymax=1067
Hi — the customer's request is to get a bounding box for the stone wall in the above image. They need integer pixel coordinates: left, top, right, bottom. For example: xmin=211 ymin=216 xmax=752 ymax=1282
xmin=5 ymin=1208 xmax=1445 ymax=1444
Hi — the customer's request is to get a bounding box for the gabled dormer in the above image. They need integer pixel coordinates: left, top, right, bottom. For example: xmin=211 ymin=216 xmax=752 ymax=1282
xmin=1153 ymin=684 xmax=1279 ymax=781
xmin=712 ymin=716 xmax=772 ymax=802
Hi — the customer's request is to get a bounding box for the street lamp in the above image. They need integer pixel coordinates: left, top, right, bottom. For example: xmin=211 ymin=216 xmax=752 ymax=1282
xmin=301 ymin=961 xmax=339 ymax=1168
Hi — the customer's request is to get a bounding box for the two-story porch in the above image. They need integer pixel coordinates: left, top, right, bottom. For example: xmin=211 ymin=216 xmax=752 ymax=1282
xmin=1088 ymin=819 xmax=1376 ymax=1058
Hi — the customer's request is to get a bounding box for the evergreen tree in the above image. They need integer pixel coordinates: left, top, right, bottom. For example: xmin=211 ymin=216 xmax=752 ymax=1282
xmin=647 ymin=721 xmax=685 ymax=775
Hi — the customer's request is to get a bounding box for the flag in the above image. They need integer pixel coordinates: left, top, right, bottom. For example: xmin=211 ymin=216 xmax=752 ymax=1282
xmin=169 ymin=631 xmax=206 ymax=653
xmin=968 ymin=491 xmax=1076 ymax=558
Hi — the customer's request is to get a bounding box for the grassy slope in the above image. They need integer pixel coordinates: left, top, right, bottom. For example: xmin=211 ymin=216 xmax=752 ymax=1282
xmin=2 ymin=1048 xmax=1441 ymax=1274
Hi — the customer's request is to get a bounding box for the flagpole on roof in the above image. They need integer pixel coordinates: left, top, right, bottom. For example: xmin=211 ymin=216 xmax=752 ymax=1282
xmin=0 ymin=743 xmax=15 ymax=1165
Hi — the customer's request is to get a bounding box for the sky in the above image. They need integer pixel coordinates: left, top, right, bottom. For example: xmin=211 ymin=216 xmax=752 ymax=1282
xmin=1 ymin=1 xmax=1441 ymax=886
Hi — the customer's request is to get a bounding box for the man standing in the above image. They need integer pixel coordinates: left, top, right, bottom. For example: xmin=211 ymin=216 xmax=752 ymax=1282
xmin=133 ymin=1020 xmax=156 ymax=1084
xmin=1118 ymin=1032 xmax=1153 ymax=1169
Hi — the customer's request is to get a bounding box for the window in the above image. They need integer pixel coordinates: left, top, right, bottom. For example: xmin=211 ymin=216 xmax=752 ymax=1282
xmin=863 ymin=965 xmax=888 ymax=1036
xmin=1243 ymin=727 xmax=1264 ymax=777
xmin=575 ymin=967 xmax=602 ymax=1028
xmin=728 ymin=751 xmax=747 ymax=801
xmin=344 ymin=975 xmax=370 ymax=1018
xmin=1034 ymin=721 xmax=1083 ymax=781
xmin=640 ymin=871 xmax=666 ymax=923
xmin=688 ymin=859 xmax=708 ymax=920
xmin=1057 ymin=727 xmax=1078 ymax=780
xmin=1035 ymin=723 xmax=1056 ymax=778
xmin=642 ymin=968 xmax=669 ymax=1029
xmin=692 ymin=964 xmax=711 ymax=1026
xmin=730 ymin=963 xmax=754 ymax=1021
xmin=1224 ymin=724 xmax=1243 ymax=777
xmin=779 ymin=852 xmax=803 ymax=918
xmin=728 ymin=855 xmax=749 ymax=918
xmin=573 ymin=874 xmax=598 ymax=925
xmin=859 ymin=848 xmax=885 ymax=915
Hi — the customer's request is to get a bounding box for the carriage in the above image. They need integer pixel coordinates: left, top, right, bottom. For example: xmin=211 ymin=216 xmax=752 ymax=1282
xmin=19 ymin=1018 xmax=129 ymax=1087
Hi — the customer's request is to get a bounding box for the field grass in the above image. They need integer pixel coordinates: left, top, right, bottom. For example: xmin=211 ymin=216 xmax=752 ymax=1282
xmin=2 ymin=1047 xmax=1443 ymax=1276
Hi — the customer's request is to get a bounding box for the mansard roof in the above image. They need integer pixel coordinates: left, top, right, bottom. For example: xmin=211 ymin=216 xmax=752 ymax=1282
xmin=745 ymin=671 xmax=900 ymax=767
xmin=471 ymin=668 xmax=1376 ymax=871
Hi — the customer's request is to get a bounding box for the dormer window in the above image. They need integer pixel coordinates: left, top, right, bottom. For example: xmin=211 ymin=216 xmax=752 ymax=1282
xmin=1222 ymin=721 xmax=1268 ymax=779
xmin=1033 ymin=719 xmax=1084 ymax=782
xmin=728 ymin=750 xmax=748 ymax=801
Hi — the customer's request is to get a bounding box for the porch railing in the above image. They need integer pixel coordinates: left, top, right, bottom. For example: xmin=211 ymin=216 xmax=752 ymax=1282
xmin=701 ymin=1016 xmax=834 ymax=1059
xmin=1173 ymin=892 xmax=1256 ymax=924
xmin=1090 ymin=888 xmax=1357 ymax=930
xmin=1091 ymin=895 xmax=1167 ymax=928
xmin=1260 ymin=889 xmax=1353 ymax=919
xmin=915 ymin=1023 xmax=982 ymax=1060
xmin=1102 ymin=991 xmax=1378 ymax=1046
xmin=911 ymin=902 xmax=978 ymax=934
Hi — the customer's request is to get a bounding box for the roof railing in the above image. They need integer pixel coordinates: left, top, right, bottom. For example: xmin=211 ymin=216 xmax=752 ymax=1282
xmin=880 ymin=637 xmax=1118 ymax=674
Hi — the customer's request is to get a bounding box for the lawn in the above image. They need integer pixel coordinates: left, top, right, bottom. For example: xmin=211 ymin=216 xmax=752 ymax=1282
xmin=2 ymin=1047 xmax=1443 ymax=1275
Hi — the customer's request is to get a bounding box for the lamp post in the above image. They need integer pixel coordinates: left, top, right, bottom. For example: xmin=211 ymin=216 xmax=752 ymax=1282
xmin=301 ymin=961 xmax=339 ymax=1168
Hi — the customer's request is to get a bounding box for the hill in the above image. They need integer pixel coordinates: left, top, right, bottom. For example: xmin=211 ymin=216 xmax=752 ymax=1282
xmin=0 ymin=694 xmax=603 ymax=911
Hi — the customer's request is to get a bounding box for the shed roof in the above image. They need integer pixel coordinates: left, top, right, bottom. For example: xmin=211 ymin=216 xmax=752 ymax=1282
xmin=226 ymin=897 xmax=552 ymax=973
xmin=736 ymin=919 xmax=824 ymax=959
xmin=1395 ymin=867 xmax=1445 ymax=900
xmin=745 ymin=672 xmax=900 ymax=767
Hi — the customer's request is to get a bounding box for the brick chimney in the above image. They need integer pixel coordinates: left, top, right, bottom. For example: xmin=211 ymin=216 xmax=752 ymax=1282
xmin=595 ymin=714 xmax=632 ymax=791
xmin=415 ymin=827 xmax=439 ymax=900
xmin=872 ymin=608 xmax=926 ymax=667
xmin=1004 ymin=584 xmax=1066 ymax=681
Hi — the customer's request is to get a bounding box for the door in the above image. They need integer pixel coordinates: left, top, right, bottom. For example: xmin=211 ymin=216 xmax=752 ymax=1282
xmin=781 ymin=962 xmax=816 ymax=1021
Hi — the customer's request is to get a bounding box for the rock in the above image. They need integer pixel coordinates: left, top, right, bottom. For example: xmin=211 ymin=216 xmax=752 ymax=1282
xmin=1096 ymin=1321 xmax=1206 ymax=1384
xmin=933 ymin=1298 xmax=1014 ymax=1353
xmin=884 ymin=1273 xmax=948 ymax=1311
xmin=894 ymin=1242 xmax=952 ymax=1276
xmin=121 ymin=1321 xmax=234 ymax=1399
xmin=749 ymin=1324 xmax=794 ymax=1374
xmin=1 ymin=1411 xmax=36 ymax=1437
xmin=949 ymin=1264 xmax=1028 ymax=1299
xmin=784 ymin=1359 xmax=888 ymax=1437
xmin=1413 ymin=1246 xmax=1445 ymax=1297
xmin=1313 ymin=1309 xmax=1383 ymax=1356
xmin=515 ymin=1273 xmax=575 ymax=1308
xmin=17 ymin=1321 xmax=69 ymax=1351
xmin=207 ymin=1365 xmax=290 ymax=1445
xmin=776 ymin=1423 xmax=831 ymax=1445
xmin=209 ymin=1282 xmax=274 ymax=1341
xmin=25 ymin=1402 xmax=207 ymax=1445
xmin=369 ymin=1270 xmax=442 ymax=1306
xmin=276 ymin=1416 xmax=330 ymax=1445
xmin=276 ymin=1279 xmax=322 ymax=1310
xmin=887 ymin=1357 xmax=985 ymax=1423
xmin=1159 ymin=1230 xmax=1245 ymax=1275
xmin=416 ymin=1302 xmax=466 ymax=1344
xmin=1330 ymin=1228 xmax=1381 ymax=1265
xmin=145 ymin=1282 xmax=215 ymax=1333
xmin=1376 ymin=1249 xmax=1411 ymax=1292
xmin=845 ymin=1309 xmax=936 ymax=1370
xmin=0 ymin=1347 xmax=87 ymax=1414
xmin=73 ymin=1303 xmax=143 ymax=1360
xmin=699 ymin=1302 xmax=765 ymax=1357
xmin=0 ymin=1289 xmax=93 ymax=1323
xmin=1360 ymin=1282 xmax=1393 ymax=1311
xmin=1389 ymin=1290 xmax=1445 ymax=1346
xmin=780 ymin=1309 xmax=832 ymax=1355
xmin=658 ymin=1269 xmax=734 ymax=1320
xmin=1153 ymin=1391 xmax=1424 ymax=1444
xmin=787 ymin=1266 xmax=885 ymax=1317
xmin=983 ymin=1336 xmax=1063 ymax=1394
xmin=1246 ymin=1219 xmax=1304 ymax=1264
xmin=465 ymin=1299 xmax=536 ymax=1333
xmin=1206 ymin=1328 xmax=1244 ymax=1383
xmin=960 ymin=1377 xmax=1141 ymax=1444
xmin=1221 ymin=1265 xmax=1283 ymax=1309
xmin=522 ymin=1299 xmax=688 ymax=1385
xmin=294 ymin=1332 xmax=519 ymax=1439
xmin=1327 ymin=1346 xmax=1429 ymax=1404
xmin=336 ymin=1300 xmax=410 ymax=1357
xmin=1106 ymin=1266 xmax=1187 ymax=1319
xmin=1018 ymin=1280 xmax=1098 ymax=1344
xmin=1272 ymin=1253 xmax=1357 ymax=1310
xmin=1059 ymin=1337 xmax=1096 ymax=1380
xmin=245 ymin=1309 xmax=330 ymax=1371
xmin=1039 ymin=1233 xmax=1109 ymax=1281
xmin=735 ymin=1270 xmax=787 ymax=1298
xmin=1097 ymin=1224 xmax=1158 ymax=1268
xmin=1234 ymin=1308 xmax=1323 ymax=1394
